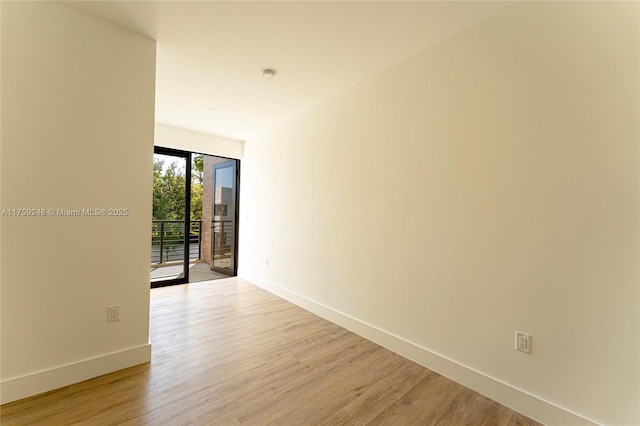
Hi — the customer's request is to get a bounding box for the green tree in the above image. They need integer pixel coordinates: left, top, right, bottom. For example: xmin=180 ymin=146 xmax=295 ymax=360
xmin=152 ymin=158 xmax=186 ymax=220
xmin=152 ymin=159 xmax=166 ymax=219
xmin=190 ymin=154 xmax=204 ymax=220
xmin=152 ymin=154 xmax=206 ymax=261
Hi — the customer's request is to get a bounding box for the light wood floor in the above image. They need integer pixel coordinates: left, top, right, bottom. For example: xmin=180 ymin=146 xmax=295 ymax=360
xmin=1 ymin=278 xmax=542 ymax=425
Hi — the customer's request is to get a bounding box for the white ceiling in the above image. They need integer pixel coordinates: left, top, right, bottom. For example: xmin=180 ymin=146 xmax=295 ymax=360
xmin=64 ymin=1 xmax=509 ymax=141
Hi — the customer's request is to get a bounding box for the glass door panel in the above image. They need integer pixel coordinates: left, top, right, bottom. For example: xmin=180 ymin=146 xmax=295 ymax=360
xmin=211 ymin=160 xmax=237 ymax=275
xmin=151 ymin=148 xmax=191 ymax=287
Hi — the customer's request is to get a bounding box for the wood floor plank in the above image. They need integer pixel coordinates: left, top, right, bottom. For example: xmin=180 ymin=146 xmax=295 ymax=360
xmin=1 ymin=278 xmax=543 ymax=425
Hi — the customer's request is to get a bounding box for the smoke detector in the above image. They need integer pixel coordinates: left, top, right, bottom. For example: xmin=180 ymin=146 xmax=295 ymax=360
xmin=262 ymin=69 xmax=276 ymax=81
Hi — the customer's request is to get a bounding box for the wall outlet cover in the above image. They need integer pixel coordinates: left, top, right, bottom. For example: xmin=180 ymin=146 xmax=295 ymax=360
xmin=107 ymin=305 xmax=120 ymax=322
xmin=515 ymin=331 xmax=531 ymax=354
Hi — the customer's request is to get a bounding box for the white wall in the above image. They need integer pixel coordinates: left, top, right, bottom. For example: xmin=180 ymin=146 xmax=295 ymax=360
xmin=1 ymin=2 xmax=156 ymax=403
xmin=239 ymin=2 xmax=639 ymax=425
xmin=155 ymin=124 xmax=243 ymax=159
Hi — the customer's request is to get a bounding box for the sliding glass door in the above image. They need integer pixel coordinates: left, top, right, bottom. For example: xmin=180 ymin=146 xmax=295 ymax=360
xmin=151 ymin=148 xmax=239 ymax=286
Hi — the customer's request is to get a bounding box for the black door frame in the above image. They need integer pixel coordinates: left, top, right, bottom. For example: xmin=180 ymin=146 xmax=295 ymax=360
xmin=211 ymin=159 xmax=240 ymax=276
xmin=233 ymin=159 xmax=240 ymax=277
xmin=152 ymin=146 xmax=191 ymax=288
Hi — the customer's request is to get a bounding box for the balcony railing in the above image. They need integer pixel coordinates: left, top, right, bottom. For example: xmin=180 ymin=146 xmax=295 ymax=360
xmin=151 ymin=220 xmax=202 ymax=265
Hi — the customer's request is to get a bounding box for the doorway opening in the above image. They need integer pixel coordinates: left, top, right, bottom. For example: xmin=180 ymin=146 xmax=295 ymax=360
xmin=151 ymin=147 xmax=239 ymax=287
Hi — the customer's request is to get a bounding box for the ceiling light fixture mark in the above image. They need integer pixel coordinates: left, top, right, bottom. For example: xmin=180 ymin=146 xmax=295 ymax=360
xmin=262 ymin=69 xmax=276 ymax=81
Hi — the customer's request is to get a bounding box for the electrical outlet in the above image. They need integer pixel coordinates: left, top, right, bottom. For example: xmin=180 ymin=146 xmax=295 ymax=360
xmin=515 ymin=331 xmax=531 ymax=354
xmin=107 ymin=305 xmax=120 ymax=322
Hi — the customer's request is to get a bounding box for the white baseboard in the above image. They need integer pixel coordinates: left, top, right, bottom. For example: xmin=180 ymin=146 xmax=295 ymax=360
xmin=1 ymin=343 xmax=151 ymax=404
xmin=239 ymin=272 xmax=597 ymax=426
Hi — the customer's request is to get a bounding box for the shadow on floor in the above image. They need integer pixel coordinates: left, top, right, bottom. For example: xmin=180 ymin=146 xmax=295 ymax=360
xmin=151 ymin=262 xmax=231 ymax=283
xmin=188 ymin=262 xmax=231 ymax=282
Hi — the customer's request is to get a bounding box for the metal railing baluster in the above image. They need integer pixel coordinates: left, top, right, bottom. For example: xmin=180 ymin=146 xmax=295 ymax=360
xmin=159 ymin=222 xmax=164 ymax=264
xmin=151 ymin=220 xmax=204 ymax=265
